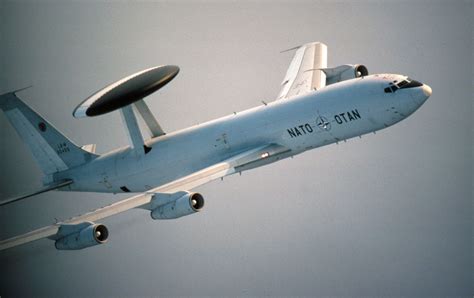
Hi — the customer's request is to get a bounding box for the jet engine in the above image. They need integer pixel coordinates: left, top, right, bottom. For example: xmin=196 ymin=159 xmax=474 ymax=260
xmin=151 ymin=192 xmax=204 ymax=219
xmin=323 ymin=64 xmax=369 ymax=86
xmin=55 ymin=223 xmax=109 ymax=250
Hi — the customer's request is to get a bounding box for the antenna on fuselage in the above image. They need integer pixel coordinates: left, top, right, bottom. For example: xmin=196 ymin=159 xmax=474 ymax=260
xmin=72 ymin=65 xmax=180 ymax=155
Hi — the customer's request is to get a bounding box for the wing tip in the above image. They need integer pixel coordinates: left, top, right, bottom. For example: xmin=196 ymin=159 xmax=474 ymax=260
xmin=0 ymin=85 xmax=33 ymax=97
xmin=280 ymin=45 xmax=302 ymax=53
xmin=280 ymin=41 xmax=327 ymax=53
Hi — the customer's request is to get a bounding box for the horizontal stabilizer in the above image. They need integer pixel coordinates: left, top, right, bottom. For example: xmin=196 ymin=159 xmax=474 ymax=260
xmin=0 ymin=180 xmax=73 ymax=207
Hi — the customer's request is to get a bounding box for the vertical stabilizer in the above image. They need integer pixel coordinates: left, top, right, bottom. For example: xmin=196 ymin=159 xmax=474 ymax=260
xmin=0 ymin=91 xmax=97 ymax=175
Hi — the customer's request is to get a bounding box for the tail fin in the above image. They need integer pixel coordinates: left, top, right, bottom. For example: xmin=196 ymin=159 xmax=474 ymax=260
xmin=0 ymin=90 xmax=97 ymax=175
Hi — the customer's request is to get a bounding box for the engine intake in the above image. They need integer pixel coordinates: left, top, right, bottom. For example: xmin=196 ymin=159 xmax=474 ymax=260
xmin=151 ymin=192 xmax=204 ymax=220
xmin=323 ymin=64 xmax=368 ymax=86
xmin=55 ymin=222 xmax=109 ymax=250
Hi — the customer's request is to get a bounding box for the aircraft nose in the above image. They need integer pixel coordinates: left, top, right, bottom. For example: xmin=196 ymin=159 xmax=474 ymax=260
xmin=398 ymin=80 xmax=431 ymax=116
xmin=413 ymin=83 xmax=432 ymax=105
xmin=422 ymin=84 xmax=432 ymax=98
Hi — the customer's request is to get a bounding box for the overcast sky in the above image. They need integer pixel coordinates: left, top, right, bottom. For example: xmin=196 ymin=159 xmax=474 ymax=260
xmin=0 ymin=1 xmax=472 ymax=296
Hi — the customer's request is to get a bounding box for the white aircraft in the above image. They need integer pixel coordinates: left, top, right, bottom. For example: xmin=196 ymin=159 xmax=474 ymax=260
xmin=0 ymin=42 xmax=431 ymax=251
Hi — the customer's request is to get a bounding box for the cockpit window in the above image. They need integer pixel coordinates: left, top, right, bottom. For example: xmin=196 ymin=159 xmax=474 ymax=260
xmin=397 ymin=80 xmax=409 ymax=88
xmin=384 ymin=78 xmax=423 ymax=93
xmin=401 ymin=78 xmax=423 ymax=88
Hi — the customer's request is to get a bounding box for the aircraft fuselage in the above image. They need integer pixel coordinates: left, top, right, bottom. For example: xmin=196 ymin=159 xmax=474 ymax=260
xmin=56 ymin=74 xmax=430 ymax=193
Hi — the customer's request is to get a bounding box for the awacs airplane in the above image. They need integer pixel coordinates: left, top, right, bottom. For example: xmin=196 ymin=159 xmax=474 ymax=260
xmin=0 ymin=42 xmax=431 ymax=251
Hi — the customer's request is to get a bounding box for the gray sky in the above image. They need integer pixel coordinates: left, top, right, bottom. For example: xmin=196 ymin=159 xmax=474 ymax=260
xmin=0 ymin=1 xmax=472 ymax=296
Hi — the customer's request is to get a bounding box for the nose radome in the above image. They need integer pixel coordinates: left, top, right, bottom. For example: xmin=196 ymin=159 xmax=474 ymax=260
xmin=422 ymin=84 xmax=432 ymax=97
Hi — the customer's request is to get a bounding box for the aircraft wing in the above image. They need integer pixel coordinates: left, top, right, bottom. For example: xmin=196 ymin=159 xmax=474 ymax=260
xmin=0 ymin=144 xmax=290 ymax=251
xmin=278 ymin=42 xmax=328 ymax=100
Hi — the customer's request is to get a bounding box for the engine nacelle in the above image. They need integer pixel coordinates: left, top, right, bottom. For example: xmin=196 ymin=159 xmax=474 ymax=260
xmin=55 ymin=223 xmax=109 ymax=250
xmin=322 ymin=64 xmax=368 ymax=86
xmin=151 ymin=192 xmax=204 ymax=220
